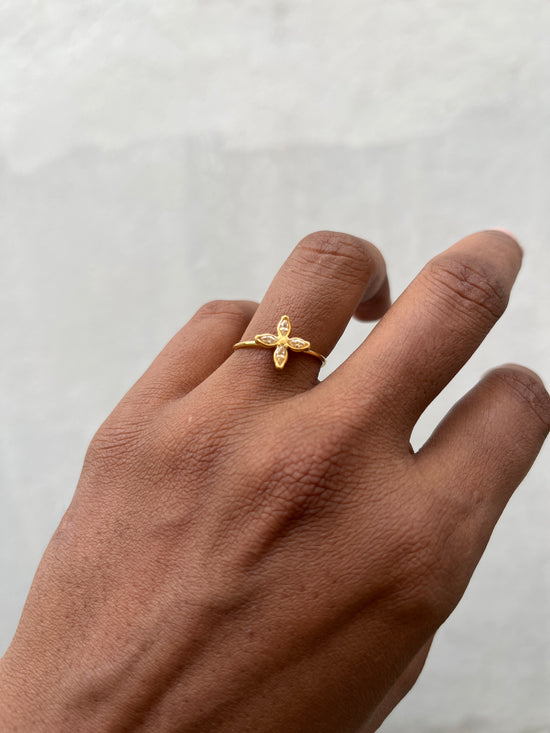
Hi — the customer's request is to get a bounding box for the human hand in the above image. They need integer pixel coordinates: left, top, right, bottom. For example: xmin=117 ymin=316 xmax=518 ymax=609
xmin=1 ymin=230 xmax=548 ymax=732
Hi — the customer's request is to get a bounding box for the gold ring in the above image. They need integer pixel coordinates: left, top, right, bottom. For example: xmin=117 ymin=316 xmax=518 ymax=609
xmin=233 ymin=315 xmax=327 ymax=370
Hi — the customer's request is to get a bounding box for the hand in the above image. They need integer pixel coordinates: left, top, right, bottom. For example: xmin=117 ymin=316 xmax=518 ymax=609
xmin=1 ymin=230 xmax=548 ymax=733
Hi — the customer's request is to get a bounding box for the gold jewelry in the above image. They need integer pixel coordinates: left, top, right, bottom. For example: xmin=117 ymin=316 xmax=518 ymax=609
xmin=233 ymin=315 xmax=327 ymax=370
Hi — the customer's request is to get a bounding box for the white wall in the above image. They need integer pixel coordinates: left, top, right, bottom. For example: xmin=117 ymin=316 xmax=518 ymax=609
xmin=1 ymin=2 xmax=549 ymax=731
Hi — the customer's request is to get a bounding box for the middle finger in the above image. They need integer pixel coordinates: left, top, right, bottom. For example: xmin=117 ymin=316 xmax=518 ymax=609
xmin=220 ymin=230 xmax=389 ymax=395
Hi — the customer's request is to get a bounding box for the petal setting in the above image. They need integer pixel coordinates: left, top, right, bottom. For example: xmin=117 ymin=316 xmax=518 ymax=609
xmin=250 ymin=316 xmax=314 ymax=370
xmin=255 ymin=333 xmax=279 ymax=347
xmin=277 ymin=315 xmax=291 ymax=338
xmin=287 ymin=337 xmax=310 ymax=351
xmin=273 ymin=344 xmax=288 ymax=369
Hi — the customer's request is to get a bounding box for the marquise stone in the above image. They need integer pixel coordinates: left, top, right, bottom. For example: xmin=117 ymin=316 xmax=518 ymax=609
xmin=256 ymin=334 xmax=278 ymax=346
xmin=278 ymin=317 xmax=290 ymax=336
xmin=274 ymin=345 xmax=288 ymax=368
xmin=288 ymin=337 xmax=309 ymax=350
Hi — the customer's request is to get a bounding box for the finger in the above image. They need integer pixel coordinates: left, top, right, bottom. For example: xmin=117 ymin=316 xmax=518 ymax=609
xmin=223 ymin=230 xmax=389 ymax=394
xmin=354 ymin=274 xmax=391 ymax=322
xmin=328 ymin=230 xmax=523 ymax=438
xmin=360 ymin=636 xmax=434 ymax=732
xmin=416 ymin=364 xmax=550 ymax=585
xmin=129 ymin=300 xmax=258 ymax=404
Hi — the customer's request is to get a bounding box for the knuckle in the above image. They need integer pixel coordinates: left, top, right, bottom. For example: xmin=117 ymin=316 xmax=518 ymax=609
xmin=267 ymin=441 xmax=334 ymax=505
xmin=241 ymin=422 xmax=351 ymax=525
xmin=391 ymin=559 xmax=456 ymax=630
xmin=85 ymin=412 xmax=150 ymax=474
xmin=151 ymin=401 xmax=240 ymax=475
xmin=489 ymin=365 xmax=550 ymax=431
xmin=422 ymin=253 xmax=509 ymax=322
xmin=385 ymin=503 xmax=459 ymax=627
xmin=268 ymin=452 xmax=339 ymax=516
xmin=148 ymin=417 xmax=184 ymax=465
xmin=293 ymin=230 xmax=377 ymax=287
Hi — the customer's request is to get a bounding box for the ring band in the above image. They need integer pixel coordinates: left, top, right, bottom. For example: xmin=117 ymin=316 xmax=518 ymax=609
xmin=233 ymin=315 xmax=327 ymax=370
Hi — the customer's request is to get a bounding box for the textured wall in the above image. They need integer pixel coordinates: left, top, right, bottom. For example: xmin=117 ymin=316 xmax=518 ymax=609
xmin=1 ymin=2 xmax=549 ymax=731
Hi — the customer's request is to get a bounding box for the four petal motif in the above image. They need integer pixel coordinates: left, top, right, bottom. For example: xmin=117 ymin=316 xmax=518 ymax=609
xmin=254 ymin=315 xmax=311 ymax=370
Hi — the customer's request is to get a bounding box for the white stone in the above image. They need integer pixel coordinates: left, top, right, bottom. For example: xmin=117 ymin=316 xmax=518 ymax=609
xmin=278 ymin=317 xmax=290 ymax=336
xmin=288 ymin=337 xmax=308 ymax=350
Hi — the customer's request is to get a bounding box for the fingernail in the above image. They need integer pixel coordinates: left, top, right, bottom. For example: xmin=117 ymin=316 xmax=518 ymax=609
xmin=360 ymin=270 xmax=387 ymax=303
xmin=490 ymin=227 xmax=516 ymax=236
xmin=484 ymin=229 xmax=524 ymax=264
xmin=489 ymin=228 xmax=523 ymax=251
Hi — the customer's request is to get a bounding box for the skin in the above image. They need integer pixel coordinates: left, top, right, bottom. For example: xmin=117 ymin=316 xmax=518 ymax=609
xmin=0 ymin=229 xmax=549 ymax=732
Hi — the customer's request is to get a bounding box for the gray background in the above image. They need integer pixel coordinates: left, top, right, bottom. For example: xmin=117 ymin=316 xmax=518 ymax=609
xmin=1 ymin=2 xmax=549 ymax=731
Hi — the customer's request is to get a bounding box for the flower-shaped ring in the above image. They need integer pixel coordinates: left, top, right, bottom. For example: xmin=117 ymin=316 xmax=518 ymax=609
xmin=232 ymin=315 xmax=327 ymax=370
